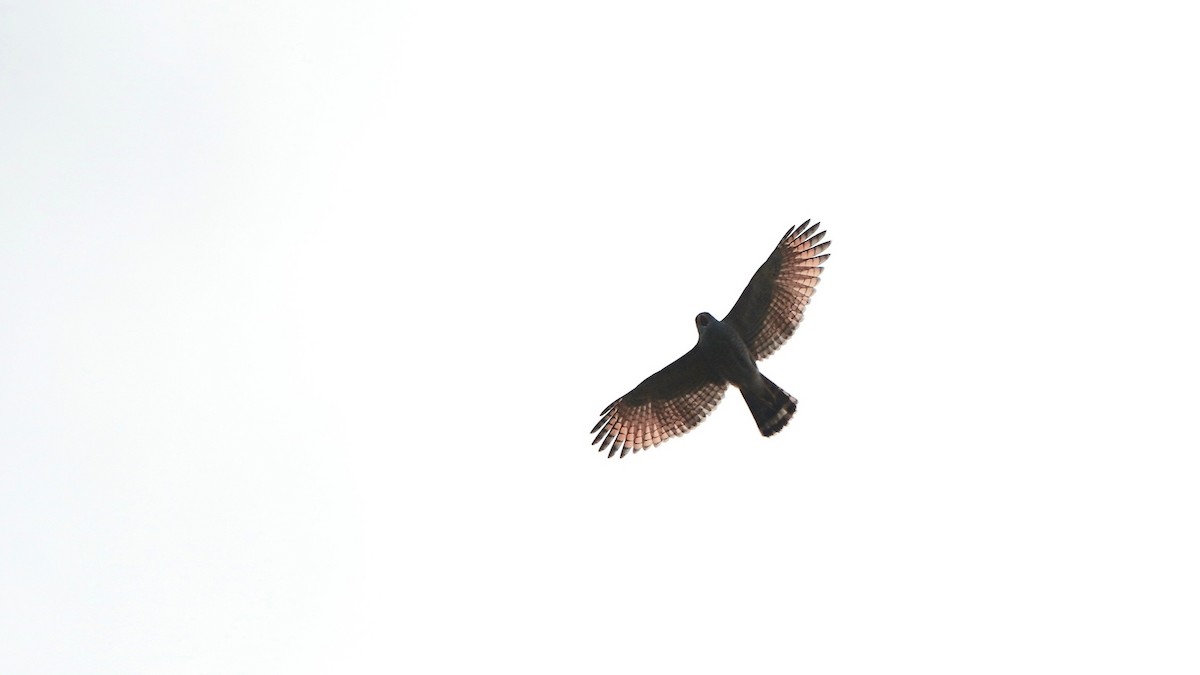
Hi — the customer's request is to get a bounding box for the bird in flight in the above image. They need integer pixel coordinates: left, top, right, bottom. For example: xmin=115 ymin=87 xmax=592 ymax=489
xmin=591 ymin=221 xmax=831 ymax=458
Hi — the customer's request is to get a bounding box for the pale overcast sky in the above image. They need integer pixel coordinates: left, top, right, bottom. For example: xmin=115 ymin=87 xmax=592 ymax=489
xmin=2 ymin=1 xmax=1198 ymax=673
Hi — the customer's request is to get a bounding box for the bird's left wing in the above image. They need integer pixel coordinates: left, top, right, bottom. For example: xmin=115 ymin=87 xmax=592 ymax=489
xmin=591 ymin=346 xmax=727 ymax=458
xmin=723 ymin=221 xmax=830 ymax=361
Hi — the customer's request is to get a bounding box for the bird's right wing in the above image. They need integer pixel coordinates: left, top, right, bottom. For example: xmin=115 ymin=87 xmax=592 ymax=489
xmin=591 ymin=346 xmax=727 ymax=458
xmin=722 ymin=221 xmax=831 ymax=361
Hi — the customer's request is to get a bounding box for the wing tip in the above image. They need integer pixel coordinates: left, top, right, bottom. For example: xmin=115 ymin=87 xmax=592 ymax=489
xmin=781 ymin=219 xmax=810 ymax=243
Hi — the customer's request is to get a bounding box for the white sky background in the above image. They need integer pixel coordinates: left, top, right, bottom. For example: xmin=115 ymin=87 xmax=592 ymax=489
xmin=2 ymin=1 xmax=1198 ymax=672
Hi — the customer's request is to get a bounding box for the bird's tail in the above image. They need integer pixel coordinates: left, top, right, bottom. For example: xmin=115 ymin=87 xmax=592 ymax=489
xmin=741 ymin=374 xmax=798 ymax=437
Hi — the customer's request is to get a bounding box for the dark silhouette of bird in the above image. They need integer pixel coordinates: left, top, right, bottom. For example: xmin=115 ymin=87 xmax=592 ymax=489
xmin=591 ymin=222 xmax=831 ymax=458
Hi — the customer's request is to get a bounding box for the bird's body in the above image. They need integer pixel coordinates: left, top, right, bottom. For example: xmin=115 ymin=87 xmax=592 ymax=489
xmin=695 ymin=311 xmax=798 ymax=438
xmin=591 ymin=222 xmax=830 ymax=458
xmin=695 ymin=313 xmax=757 ymax=387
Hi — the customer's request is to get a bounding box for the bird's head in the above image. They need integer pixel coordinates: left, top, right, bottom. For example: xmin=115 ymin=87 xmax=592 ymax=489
xmin=694 ymin=312 xmax=715 ymax=334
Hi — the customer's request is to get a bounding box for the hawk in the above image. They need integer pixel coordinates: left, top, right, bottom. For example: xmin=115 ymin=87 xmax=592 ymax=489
xmin=591 ymin=221 xmax=831 ymax=458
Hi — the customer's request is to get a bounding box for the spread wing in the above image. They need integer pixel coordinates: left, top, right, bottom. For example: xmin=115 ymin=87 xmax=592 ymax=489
xmin=591 ymin=346 xmax=727 ymax=458
xmin=723 ymin=221 xmax=831 ymax=361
